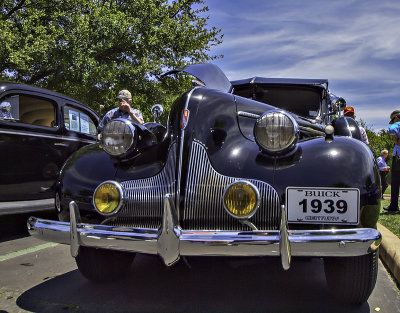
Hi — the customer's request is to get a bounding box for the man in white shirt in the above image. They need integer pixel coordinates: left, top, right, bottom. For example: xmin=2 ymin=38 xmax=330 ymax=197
xmin=376 ymin=149 xmax=390 ymax=198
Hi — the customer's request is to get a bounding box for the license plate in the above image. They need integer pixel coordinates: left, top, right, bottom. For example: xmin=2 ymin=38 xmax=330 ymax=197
xmin=286 ymin=187 xmax=359 ymax=224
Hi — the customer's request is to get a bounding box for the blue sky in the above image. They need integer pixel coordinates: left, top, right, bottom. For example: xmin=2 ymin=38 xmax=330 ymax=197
xmin=204 ymin=0 xmax=400 ymax=131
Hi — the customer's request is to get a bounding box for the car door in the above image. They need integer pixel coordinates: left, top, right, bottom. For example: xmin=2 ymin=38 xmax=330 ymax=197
xmin=0 ymin=91 xmax=97 ymax=202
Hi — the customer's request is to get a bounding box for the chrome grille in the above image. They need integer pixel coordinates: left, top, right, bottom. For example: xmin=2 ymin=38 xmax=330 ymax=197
xmin=183 ymin=141 xmax=280 ymax=230
xmin=105 ymin=144 xmax=176 ymax=228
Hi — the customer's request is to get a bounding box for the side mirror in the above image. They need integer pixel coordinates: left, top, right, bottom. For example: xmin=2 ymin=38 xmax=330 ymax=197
xmin=328 ymin=90 xmax=346 ymax=114
xmin=151 ymin=104 xmax=163 ymax=123
xmin=335 ymin=97 xmax=347 ymax=110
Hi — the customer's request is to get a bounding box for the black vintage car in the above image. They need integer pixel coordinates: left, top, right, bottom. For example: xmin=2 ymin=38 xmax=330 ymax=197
xmin=0 ymin=82 xmax=99 ymax=215
xmin=28 ymin=64 xmax=381 ymax=305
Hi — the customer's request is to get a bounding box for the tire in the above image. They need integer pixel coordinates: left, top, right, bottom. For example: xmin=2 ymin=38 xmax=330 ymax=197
xmin=75 ymin=246 xmax=135 ymax=282
xmin=324 ymin=249 xmax=378 ymax=305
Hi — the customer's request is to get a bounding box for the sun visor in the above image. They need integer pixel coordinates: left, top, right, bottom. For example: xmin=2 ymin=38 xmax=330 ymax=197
xmin=162 ymin=63 xmax=232 ymax=93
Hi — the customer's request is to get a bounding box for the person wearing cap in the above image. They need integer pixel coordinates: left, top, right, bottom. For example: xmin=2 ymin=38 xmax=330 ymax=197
xmin=384 ymin=110 xmax=400 ymax=212
xmin=0 ymin=101 xmax=13 ymax=119
xmin=97 ymin=89 xmax=144 ymax=132
xmin=343 ymin=106 xmax=369 ymax=144
xmin=377 ymin=149 xmax=390 ymax=198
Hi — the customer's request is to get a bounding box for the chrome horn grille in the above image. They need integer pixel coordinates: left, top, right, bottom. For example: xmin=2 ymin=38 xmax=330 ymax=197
xmin=104 ymin=144 xmax=177 ymax=228
xmin=105 ymin=140 xmax=280 ymax=231
xmin=182 ymin=141 xmax=281 ymax=230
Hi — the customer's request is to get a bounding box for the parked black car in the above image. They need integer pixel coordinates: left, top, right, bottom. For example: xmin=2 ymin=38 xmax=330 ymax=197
xmin=28 ymin=64 xmax=381 ymax=305
xmin=0 ymin=82 xmax=99 ymax=215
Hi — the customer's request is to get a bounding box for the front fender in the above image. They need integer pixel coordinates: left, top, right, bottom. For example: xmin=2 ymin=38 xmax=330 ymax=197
xmin=58 ymin=144 xmax=119 ymax=221
xmin=274 ymin=136 xmax=380 ymax=227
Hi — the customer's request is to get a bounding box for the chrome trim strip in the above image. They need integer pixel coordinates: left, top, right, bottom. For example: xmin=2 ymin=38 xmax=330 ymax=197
xmin=176 ymin=87 xmax=200 ymax=216
xmin=237 ymin=111 xmax=260 ymax=119
xmin=298 ymin=126 xmax=325 ymax=136
xmin=0 ymin=198 xmax=54 ymax=215
xmin=28 ymin=216 xmax=381 ymax=261
xmin=0 ymin=129 xmax=96 ymax=144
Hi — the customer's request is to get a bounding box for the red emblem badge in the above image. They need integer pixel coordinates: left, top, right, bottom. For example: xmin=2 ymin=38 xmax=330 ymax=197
xmin=181 ymin=109 xmax=190 ymax=129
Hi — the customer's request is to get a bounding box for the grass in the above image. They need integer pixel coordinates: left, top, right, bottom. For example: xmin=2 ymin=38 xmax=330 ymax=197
xmin=379 ymin=187 xmax=400 ymax=238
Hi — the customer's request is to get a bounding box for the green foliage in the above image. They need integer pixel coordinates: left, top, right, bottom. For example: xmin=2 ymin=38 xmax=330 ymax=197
xmin=359 ymin=118 xmax=393 ymax=160
xmin=0 ymin=0 xmax=222 ymax=120
xmin=366 ymin=128 xmax=394 ymax=159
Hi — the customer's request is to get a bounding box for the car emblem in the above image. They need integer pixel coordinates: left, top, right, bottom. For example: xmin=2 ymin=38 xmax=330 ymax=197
xmin=181 ymin=109 xmax=190 ymax=129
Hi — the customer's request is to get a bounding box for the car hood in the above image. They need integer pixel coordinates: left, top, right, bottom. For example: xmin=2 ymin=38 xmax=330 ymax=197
xmin=162 ymin=63 xmax=232 ymax=93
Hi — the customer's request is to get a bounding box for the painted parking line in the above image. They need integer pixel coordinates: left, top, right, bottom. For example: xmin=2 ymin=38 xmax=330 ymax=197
xmin=0 ymin=242 xmax=59 ymax=262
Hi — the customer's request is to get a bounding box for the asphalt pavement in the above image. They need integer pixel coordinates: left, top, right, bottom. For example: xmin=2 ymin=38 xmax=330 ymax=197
xmin=1 ymin=213 xmax=400 ymax=313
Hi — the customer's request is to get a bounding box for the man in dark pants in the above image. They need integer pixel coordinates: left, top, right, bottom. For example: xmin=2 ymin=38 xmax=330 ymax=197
xmin=384 ymin=110 xmax=400 ymax=212
xmin=377 ymin=149 xmax=390 ymax=198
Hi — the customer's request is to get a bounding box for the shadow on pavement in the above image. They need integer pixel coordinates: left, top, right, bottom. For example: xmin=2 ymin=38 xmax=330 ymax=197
xmin=16 ymin=255 xmax=370 ymax=313
xmin=0 ymin=211 xmax=57 ymax=243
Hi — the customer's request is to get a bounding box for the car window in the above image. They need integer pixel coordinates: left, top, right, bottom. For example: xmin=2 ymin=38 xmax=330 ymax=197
xmin=235 ymin=85 xmax=321 ymax=119
xmin=64 ymin=105 xmax=97 ymax=135
xmin=0 ymin=95 xmax=56 ymax=127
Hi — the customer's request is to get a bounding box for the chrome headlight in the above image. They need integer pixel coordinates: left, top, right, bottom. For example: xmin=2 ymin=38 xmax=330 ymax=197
xmin=93 ymin=181 xmax=124 ymax=215
xmin=101 ymin=119 xmax=137 ymax=156
xmin=254 ymin=110 xmax=298 ymax=153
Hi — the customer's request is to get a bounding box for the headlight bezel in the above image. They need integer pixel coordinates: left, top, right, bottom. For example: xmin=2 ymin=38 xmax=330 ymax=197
xmin=254 ymin=109 xmax=299 ymax=155
xmin=100 ymin=118 xmax=138 ymax=157
xmin=223 ymin=180 xmax=261 ymax=220
xmin=93 ymin=180 xmax=125 ymax=216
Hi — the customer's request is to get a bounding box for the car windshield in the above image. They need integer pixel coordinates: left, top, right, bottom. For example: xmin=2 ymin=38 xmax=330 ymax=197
xmin=235 ymin=85 xmax=322 ymax=119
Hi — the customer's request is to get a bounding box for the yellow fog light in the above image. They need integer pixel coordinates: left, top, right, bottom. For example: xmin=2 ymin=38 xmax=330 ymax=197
xmin=93 ymin=181 xmax=124 ymax=215
xmin=223 ymin=181 xmax=260 ymax=219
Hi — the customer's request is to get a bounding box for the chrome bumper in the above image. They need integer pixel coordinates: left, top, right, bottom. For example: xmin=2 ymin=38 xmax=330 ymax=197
xmin=27 ymin=195 xmax=381 ymax=270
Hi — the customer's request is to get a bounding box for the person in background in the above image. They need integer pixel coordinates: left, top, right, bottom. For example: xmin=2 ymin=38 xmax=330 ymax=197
xmin=0 ymin=101 xmax=13 ymax=119
xmin=343 ymin=106 xmax=369 ymax=144
xmin=384 ymin=110 xmax=400 ymax=213
xmin=377 ymin=149 xmax=390 ymax=198
xmin=98 ymin=89 xmax=144 ymax=132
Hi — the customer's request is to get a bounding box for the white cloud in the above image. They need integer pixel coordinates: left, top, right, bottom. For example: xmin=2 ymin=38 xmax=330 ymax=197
xmin=210 ymin=0 xmax=400 ymax=80
xmin=206 ymin=0 xmax=400 ymax=130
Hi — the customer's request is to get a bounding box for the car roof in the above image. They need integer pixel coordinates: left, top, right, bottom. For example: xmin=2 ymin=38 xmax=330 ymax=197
xmin=231 ymin=77 xmax=328 ymax=87
xmin=0 ymin=81 xmax=99 ymax=118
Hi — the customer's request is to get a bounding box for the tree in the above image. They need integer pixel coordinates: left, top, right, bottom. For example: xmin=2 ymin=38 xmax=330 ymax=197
xmin=359 ymin=119 xmax=393 ymax=159
xmin=366 ymin=128 xmax=394 ymax=159
xmin=0 ymin=0 xmax=222 ymax=119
